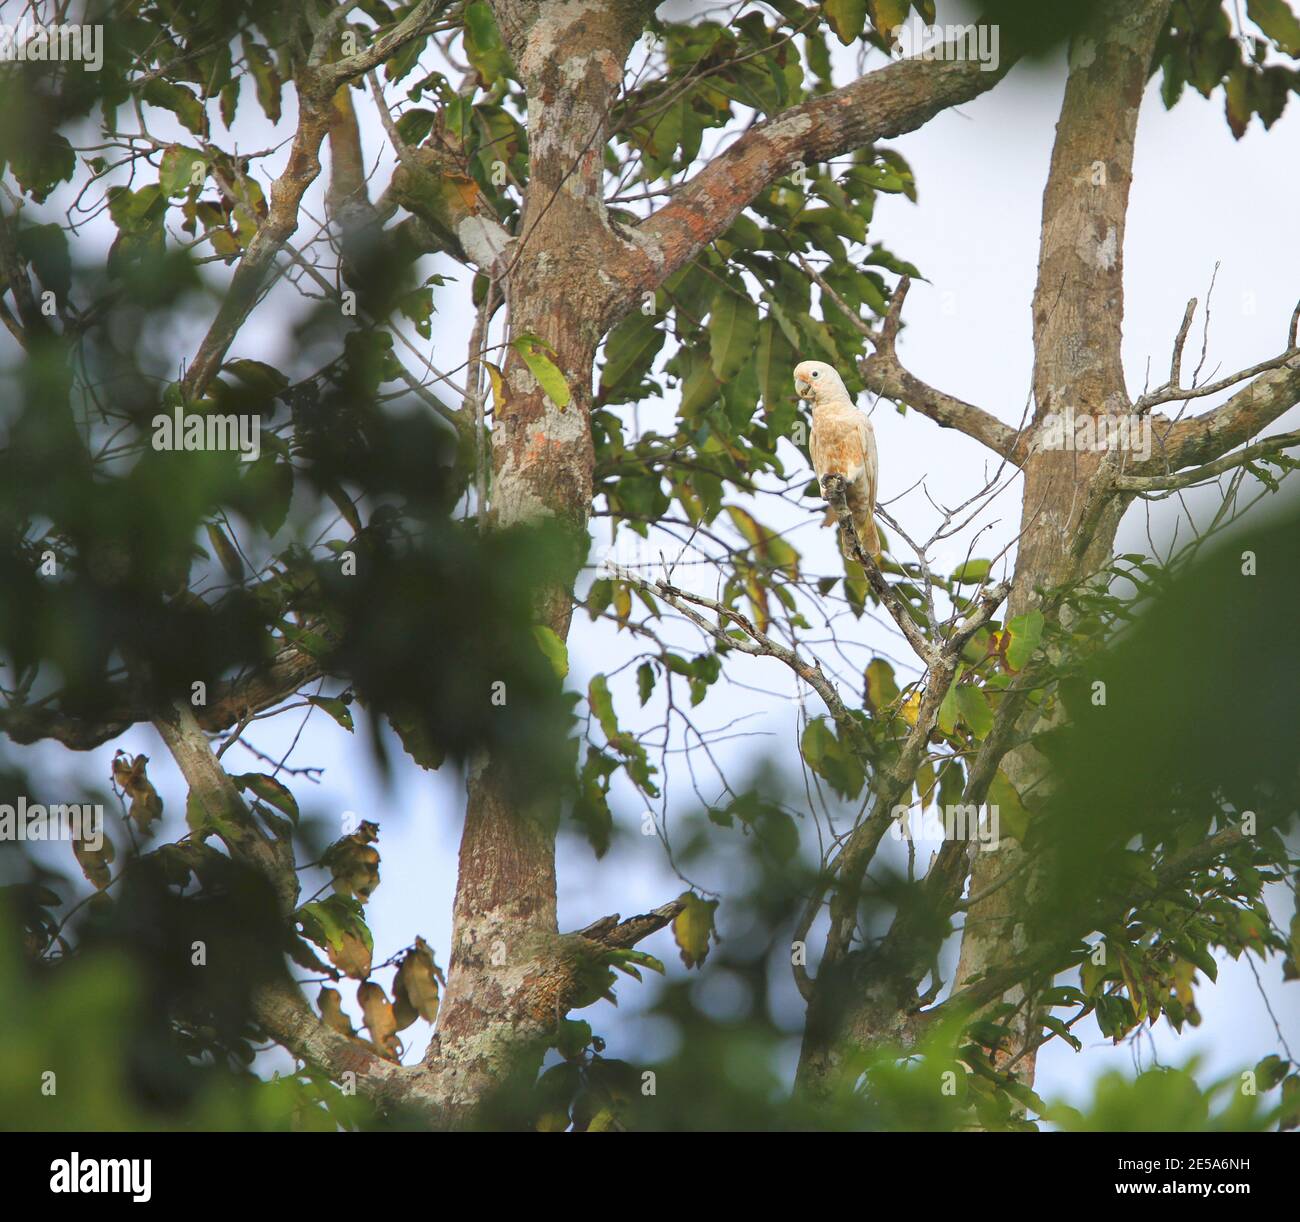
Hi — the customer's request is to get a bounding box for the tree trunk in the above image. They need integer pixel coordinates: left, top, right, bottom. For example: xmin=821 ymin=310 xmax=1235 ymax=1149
xmin=425 ymin=0 xmax=644 ymax=1122
xmin=951 ymin=0 xmax=1172 ymax=1091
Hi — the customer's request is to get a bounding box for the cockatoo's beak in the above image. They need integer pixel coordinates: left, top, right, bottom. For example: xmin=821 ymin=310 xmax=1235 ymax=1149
xmin=794 ymin=373 xmax=812 ymax=400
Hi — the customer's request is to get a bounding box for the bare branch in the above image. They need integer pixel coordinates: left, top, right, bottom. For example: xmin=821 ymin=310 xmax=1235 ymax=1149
xmin=823 ymin=474 xmax=1010 ymax=667
xmin=1145 ymin=354 xmax=1300 ymax=471
xmin=857 ymin=278 xmax=1022 ymax=460
xmin=1115 ymin=428 xmax=1300 ymax=494
xmin=575 ymin=899 xmax=686 ymax=949
xmin=1135 ymin=341 xmax=1300 ymax=414
xmin=1168 ymin=296 xmax=1197 ymax=391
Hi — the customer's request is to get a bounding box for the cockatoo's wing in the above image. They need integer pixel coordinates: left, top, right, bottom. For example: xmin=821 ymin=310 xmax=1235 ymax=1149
xmin=857 ymin=413 xmax=878 ymax=510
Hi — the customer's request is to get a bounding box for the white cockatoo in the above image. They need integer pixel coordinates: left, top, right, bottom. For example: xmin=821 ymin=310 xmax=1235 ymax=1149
xmin=794 ymin=359 xmax=882 ymax=560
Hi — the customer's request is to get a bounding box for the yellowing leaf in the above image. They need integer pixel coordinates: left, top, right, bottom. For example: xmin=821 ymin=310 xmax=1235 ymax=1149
xmin=73 ymin=830 xmax=116 ymax=891
xmin=333 ymin=931 xmax=373 ymax=980
xmin=393 ymin=936 xmax=445 ymax=1028
xmin=296 ymin=896 xmax=374 ymax=979
xmin=483 ymin=359 xmax=506 ymax=415
xmin=323 ymin=822 xmax=381 ymax=903
xmin=111 ymin=750 xmax=163 ymax=835
xmin=868 ymin=0 xmax=911 ymax=40
xmin=825 ymin=0 xmax=868 ymax=44
xmin=317 ymin=987 xmax=356 ymax=1038
xmin=205 ymin=521 xmax=244 ymax=580
xmin=900 ymin=691 xmax=922 ymax=726
xmin=358 ymin=981 xmax=401 ymax=1061
xmin=673 ymin=891 xmax=719 ymax=969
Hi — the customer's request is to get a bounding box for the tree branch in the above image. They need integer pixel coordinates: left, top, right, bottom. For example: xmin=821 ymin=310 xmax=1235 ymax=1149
xmin=612 ymin=568 xmax=865 ymax=754
xmin=1143 ymin=355 xmax=1300 ymax=471
xmin=1 ymin=635 xmax=325 ymax=749
xmin=616 ymin=51 xmax=1014 ymax=307
xmin=1115 ymin=428 xmax=1300 ymax=493
xmin=859 ymin=278 xmax=1023 ymax=460
xmin=574 ymin=899 xmax=686 ymax=949
xmin=181 ymin=6 xmax=450 ymax=397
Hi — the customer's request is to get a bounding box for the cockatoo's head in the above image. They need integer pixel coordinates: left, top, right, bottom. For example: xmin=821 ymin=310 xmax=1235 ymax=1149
xmin=793 ymin=359 xmax=848 ymax=406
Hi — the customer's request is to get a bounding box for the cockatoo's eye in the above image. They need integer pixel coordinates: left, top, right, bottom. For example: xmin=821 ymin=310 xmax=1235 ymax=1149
xmin=811 ymin=370 xmax=819 ymax=378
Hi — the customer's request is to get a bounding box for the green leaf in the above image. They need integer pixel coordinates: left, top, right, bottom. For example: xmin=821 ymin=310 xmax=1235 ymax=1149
xmin=513 ymin=335 xmax=571 ymax=409
xmin=160 ymin=145 xmax=205 ymax=196
xmin=937 ymin=681 xmax=960 ymax=736
xmin=801 ymin=717 xmax=835 ymax=770
xmin=241 ymin=36 xmax=282 ymax=122
xmin=955 ymin=685 xmax=993 ymax=739
xmin=709 ymin=286 xmax=760 ymax=381
xmin=396 ymin=108 xmax=437 ymax=145
xmin=987 ymin=769 xmax=1030 ymax=842
xmin=9 ymin=132 xmax=76 ymax=203
xmin=1248 ymin=0 xmax=1300 ymax=54
xmin=307 ymin=696 xmax=355 ymax=732
xmin=1255 ymin=1054 xmax=1290 ymax=1092
xmin=555 ymin=1018 xmax=593 ymax=1060
xmin=951 ymin=558 xmax=991 ymax=584
xmin=533 ymin=625 xmax=569 ymax=678
xmin=588 ymin=674 xmax=620 ymax=741
xmin=233 ymin=772 xmax=299 ymax=824
xmin=636 ymin=661 xmax=656 ymax=706
xmin=143 ymin=79 xmax=207 ymax=135
xmin=1041 ymin=1015 xmax=1083 ymax=1052
xmin=600 ymin=311 xmax=664 ymax=396
xmin=1005 ymin=609 xmax=1045 ymax=671
xmin=864 ymin=658 xmax=900 ymax=712
xmin=464 ymin=0 xmax=514 ymax=82
xmin=1281 ymin=1075 xmax=1300 ymax=1131
xmin=678 ymin=349 xmax=721 ymax=416
xmin=388 ymin=707 xmax=445 ymax=771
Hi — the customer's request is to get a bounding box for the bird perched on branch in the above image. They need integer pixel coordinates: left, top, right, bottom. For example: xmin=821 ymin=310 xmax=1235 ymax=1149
xmin=794 ymin=359 xmax=882 ymax=561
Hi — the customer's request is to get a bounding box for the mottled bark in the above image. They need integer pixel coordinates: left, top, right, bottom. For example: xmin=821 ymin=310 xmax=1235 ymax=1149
xmin=950 ymin=0 xmax=1174 ymax=1091
xmin=428 ymin=0 xmax=646 ymax=1118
